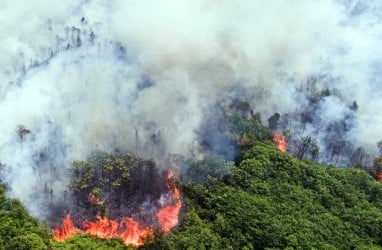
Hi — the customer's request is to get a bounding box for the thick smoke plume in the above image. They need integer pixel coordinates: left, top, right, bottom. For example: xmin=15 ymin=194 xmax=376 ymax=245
xmin=1 ymin=0 xmax=382 ymax=217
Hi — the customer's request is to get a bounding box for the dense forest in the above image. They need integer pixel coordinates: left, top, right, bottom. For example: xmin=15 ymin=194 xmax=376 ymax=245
xmin=2 ymin=107 xmax=382 ymax=249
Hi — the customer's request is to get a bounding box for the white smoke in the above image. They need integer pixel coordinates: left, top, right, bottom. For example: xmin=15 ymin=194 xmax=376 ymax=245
xmin=0 ymin=0 xmax=381 ymax=217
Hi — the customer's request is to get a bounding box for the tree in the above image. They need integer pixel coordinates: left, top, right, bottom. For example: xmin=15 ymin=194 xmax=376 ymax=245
xmin=350 ymin=100 xmax=359 ymax=111
xmin=163 ymin=143 xmax=382 ymax=249
xmin=16 ymin=124 xmax=30 ymax=140
xmin=294 ymin=136 xmax=317 ymax=160
xmin=8 ymin=234 xmax=48 ymax=250
xmin=267 ymin=113 xmax=280 ymax=131
xmin=350 ymin=147 xmax=371 ymax=168
xmin=0 ymin=185 xmax=51 ymax=249
xmin=372 ymin=157 xmax=382 ymax=181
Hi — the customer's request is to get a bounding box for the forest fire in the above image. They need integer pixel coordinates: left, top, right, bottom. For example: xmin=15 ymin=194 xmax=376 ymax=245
xmin=157 ymin=170 xmax=182 ymax=233
xmin=54 ymin=169 xmax=182 ymax=246
xmin=273 ymin=134 xmax=287 ymax=153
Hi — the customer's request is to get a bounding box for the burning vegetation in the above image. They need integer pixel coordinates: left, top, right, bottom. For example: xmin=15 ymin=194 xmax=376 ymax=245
xmin=273 ymin=134 xmax=287 ymax=153
xmin=52 ymin=153 xmax=182 ymax=246
xmin=4 ymin=103 xmax=382 ymax=249
xmin=4 ymin=1 xmax=382 ymax=248
xmin=266 ymin=76 xmax=368 ymax=167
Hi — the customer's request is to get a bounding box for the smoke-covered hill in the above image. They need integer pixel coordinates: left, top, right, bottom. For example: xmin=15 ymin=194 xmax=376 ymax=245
xmin=3 ymin=1 xmax=382 ymax=249
xmin=2 ymin=0 xmax=382 ymax=219
xmin=3 ymin=139 xmax=382 ymax=249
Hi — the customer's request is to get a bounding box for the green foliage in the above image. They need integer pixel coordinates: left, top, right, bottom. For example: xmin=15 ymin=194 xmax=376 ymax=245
xmin=166 ymin=211 xmax=224 ymax=250
xmin=70 ymin=152 xmax=136 ymax=195
xmin=181 ymin=156 xmax=234 ymax=184
xmin=3 ymin=130 xmax=382 ymax=249
xmin=0 ymin=184 xmax=50 ymax=250
xmin=160 ymin=144 xmax=382 ymax=249
xmin=8 ymin=233 xmax=48 ymax=250
xmin=200 ymin=101 xmax=273 ymax=159
xmin=225 ymin=109 xmax=273 ymax=149
xmin=51 ymin=234 xmax=127 ymax=250
xmin=69 ymin=152 xmax=165 ymax=217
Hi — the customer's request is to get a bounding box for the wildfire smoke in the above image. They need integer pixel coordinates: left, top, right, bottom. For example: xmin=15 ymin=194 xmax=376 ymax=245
xmin=2 ymin=0 xmax=382 ymax=237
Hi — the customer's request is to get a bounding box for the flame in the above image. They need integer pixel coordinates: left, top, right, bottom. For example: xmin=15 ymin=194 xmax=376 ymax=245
xmin=84 ymin=216 xmax=152 ymax=246
xmin=157 ymin=170 xmax=182 ymax=233
xmin=55 ymin=215 xmax=152 ymax=246
xmin=377 ymin=172 xmax=382 ymax=183
xmin=167 ymin=170 xmax=175 ymax=179
xmin=120 ymin=218 xmax=153 ymax=246
xmin=54 ymin=214 xmax=79 ymax=242
xmin=273 ymin=134 xmax=287 ymax=152
xmin=54 ymin=169 xmax=182 ymax=246
xmin=83 ymin=216 xmax=119 ymax=239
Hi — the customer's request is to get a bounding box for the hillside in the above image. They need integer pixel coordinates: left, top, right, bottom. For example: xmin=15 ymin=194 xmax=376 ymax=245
xmin=3 ymin=141 xmax=382 ymax=249
xmin=146 ymin=143 xmax=382 ymax=249
xmin=4 ymin=1 xmax=382 ymax=249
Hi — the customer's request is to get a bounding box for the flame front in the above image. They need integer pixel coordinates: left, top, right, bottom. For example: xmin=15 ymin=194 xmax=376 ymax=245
xmin=157 ymin=170 xmax=183 ymax=233
xmin=54 ymin=169 xmax=182 ymax=246
xmin=54 ymin=214 xmax=79 ymax=242
xmin=54 ymin=216 xmax=152 ymax=246
xmin=83 ymin=216 xmax=119 ymax=239
xmin=273 ymin=134 xmax=287 ymax=153
xmin=84 ymin=216 xmax=152 ymax=246
xmin=120 ymin=218 xmax=153 ymax=246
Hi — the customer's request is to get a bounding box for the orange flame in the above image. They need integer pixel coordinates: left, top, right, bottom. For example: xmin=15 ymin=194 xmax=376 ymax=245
xmin=83 ymin=216 xmax=119 ymax=239
xmin=54 ymin=215 xmax=152 ymax=246
xmin=120 ymin=218 xmax=153 ymax=246
xmin=273 ymin=134 xmax=287 ymax=152
xmin=54 ymin=169 xmax=182 ymax=246
xmin=84 ymin=216 xmax=152 ymax=246
xmin=157 ymin=170 xmax=182 ymax=233
xmin=54 ymin=214 xmax=79 ymax=242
